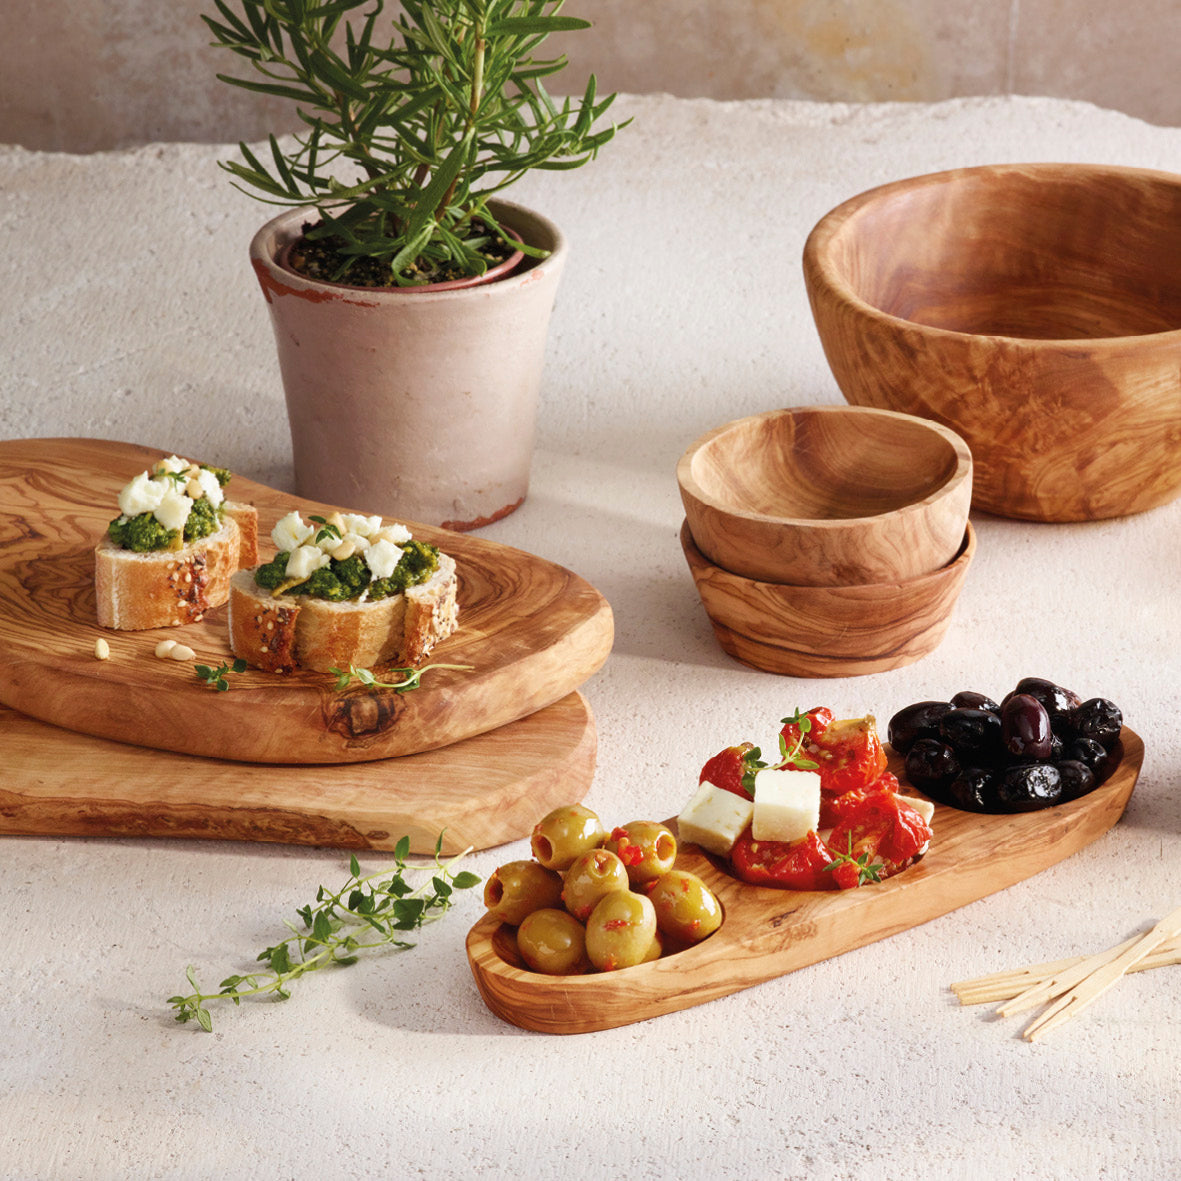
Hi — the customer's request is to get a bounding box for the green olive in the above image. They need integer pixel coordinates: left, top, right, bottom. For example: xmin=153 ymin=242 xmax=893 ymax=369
xmin=641 ymin=929 xmax=664 ymax=964
xmin=561 ymin=848 xmax=630 ymax=922
xmin=516 ymin=908 xmax=590 ymax=976
xmin=646 ymin=869 xmax=723 ymax=944
xmin=530 ymin=803 xmax=605 ymax=871
xmin=604 ymin=820 xmax=678 ymax=884
xmin=584 ymin=890 xmax=658 ymax=972
xmin=483 ymin=860 xmax=564 ymax=925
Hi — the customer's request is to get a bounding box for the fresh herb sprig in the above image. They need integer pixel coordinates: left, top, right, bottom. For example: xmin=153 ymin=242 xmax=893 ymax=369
xmin=776 ymin=709 xmax=822 ymax=772
xmin=330 ymin=662 xmax=474 ymax=693
xmin=195 ymin=658 xmax=249 ymax=691
xmin=168 ymin=836 xmax=480 ymax=1032
xmin=204 ymin=0 xmax=628 ymax=284
xmin=823 ymin=832 xmax=886 ymax=887
xmin=308 ymin=514 xmax=342 ymax=545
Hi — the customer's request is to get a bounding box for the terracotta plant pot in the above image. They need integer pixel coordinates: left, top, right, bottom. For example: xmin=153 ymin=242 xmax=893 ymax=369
xmin=250 ymin=199 xmax=567 ymax=530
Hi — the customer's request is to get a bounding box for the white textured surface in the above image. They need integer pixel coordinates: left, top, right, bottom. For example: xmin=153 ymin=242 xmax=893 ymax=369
xmin=3 ymin=95 xmax=1181 ymax=1179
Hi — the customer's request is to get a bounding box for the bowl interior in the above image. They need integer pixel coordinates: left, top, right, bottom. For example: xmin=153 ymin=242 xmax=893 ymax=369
xmin=688 ymin=408 xmax=962 ymax=522
xmin=823 ymin=166 xmax=1181 ymax=340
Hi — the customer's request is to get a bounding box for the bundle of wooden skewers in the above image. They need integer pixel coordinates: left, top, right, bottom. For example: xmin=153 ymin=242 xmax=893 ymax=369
xmin=951 ymin=904 xmax=1181 ymax=1042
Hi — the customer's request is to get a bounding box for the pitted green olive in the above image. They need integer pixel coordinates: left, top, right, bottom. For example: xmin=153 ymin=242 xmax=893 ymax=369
xmin=646 ymin=869 xmax=722 ymax=944
xmin=604 ymin=820 xmax=678 ymax=884
xmin=584 ymin=890 xmax=658 ymax=972
xmin=561 ymin=848 xmax=630 ymax=922
xmin=530 ymin=803 xmax=605 ymax=870
xmin=483 ymin=860 xmax=564 ymax=925
xmin=516 ymin=908 xmax=590 ymax=976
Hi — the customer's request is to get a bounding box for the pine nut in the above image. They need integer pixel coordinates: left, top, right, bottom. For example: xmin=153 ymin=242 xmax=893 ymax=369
xmin=170 ymin=644 xmax=196 ymax=662
xmin=331 ymin=539 xmax=356 ymax=561
xmin=185 ymin=477 xmax=203 ymax=499
xmin=94 ymin=637 xmax=110 ymax=660
xmin=155 ymin=639 xmax=177 ymax=658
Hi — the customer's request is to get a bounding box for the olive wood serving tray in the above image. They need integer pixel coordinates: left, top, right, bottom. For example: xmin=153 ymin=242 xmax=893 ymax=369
xmin=466 ymin=729 xmax=1143 ymax=1034
xmin=0 ymin=692 xmax=594 ymax=855
xmin=0 ymin=438 xmax=613 ymax=764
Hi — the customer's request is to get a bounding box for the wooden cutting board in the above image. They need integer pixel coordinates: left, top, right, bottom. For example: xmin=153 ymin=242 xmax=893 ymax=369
xmin=0 ymin=438 xmax=613 ymax=764
xmin=0 ymin=691 xmax=594 ymax=855
xmin=467 ymin=729 xmax=1143 ymax=1033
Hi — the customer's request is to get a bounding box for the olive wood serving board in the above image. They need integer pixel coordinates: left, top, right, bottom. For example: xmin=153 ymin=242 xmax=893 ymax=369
xmin=0 ymin=691 xmax=594 ymax=855
xmin=0 ymin=438 xmax=613 ymax=764
xmin=466 ymin=729 xmax=1142 ymax=1034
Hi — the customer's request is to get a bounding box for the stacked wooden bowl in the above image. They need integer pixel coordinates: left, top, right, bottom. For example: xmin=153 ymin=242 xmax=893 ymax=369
xmin=677 ymin=405 xmax=974 ymax=677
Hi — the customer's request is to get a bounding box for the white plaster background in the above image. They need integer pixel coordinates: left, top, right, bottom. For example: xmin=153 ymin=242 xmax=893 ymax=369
xmin=1 ymin=93 xmax=1180 ymax=1178
xmin=3 ymin=0 xmax=1181 ymax=151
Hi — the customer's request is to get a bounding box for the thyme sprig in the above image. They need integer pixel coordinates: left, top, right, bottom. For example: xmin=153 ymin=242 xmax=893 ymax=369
xmin=168 ymin=836 xmax=480 ymax=1032
xmin=194 ymin=658 xmax=249 ymax=691
xmin=330 ymin=662 xmax=474 ymax=693
xmin=823 ymin=832 xmax=886 ymax=887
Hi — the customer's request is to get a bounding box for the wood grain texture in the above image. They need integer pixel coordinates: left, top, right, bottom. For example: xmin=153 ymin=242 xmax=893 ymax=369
xmin=0 ymin=692 xmax=594 ymax=855
xmin=680 ymin=520 xmax=974 ymax=677
xmin=678 ymin=406 xmax=971 ymax=585
xmin=803 ymin=162 xmax=1181 ymax=522
xmin=0 ymin=438 xmax=614 ymax=764
xmin=466 ymin=728 xmax=1142 ymax=1034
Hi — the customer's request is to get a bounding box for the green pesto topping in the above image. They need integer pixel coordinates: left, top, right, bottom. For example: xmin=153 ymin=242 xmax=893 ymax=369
xmin=255 ymin=539 xmax=440 ymax=601
xmin=107 ymin=464 xmax=232 ymax=553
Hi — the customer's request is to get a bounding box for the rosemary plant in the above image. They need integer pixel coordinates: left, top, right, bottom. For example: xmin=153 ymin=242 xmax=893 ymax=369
xmin=204 ymin=0 xmax=626 ymax=285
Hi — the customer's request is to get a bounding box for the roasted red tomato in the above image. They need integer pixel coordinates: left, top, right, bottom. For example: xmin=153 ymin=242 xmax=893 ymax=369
xmin=825 ymin=790 xmax=932 ymax=890
xmin=818 ymin=771 xmax=900 ymax=829
xmin=779 ymin=706 xmax=834 ymax=751
xmin=699 ymin=741 xmax=761 ymax=799
xmin=730 ymin=829 xmax=835 ymax=891
xmin=809 ymin=715 xmax=889 ymax=795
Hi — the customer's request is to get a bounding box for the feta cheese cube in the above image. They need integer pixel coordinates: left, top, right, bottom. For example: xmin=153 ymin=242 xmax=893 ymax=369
xmin=365 ymin=538 xmax=404 ymax=580
xmin=897 ymin=795 xmax=936 ymax=826
xmin=677 ymin=781 xmax=754 ymax=856
xmin=194 ymin=467 xmax=225 ymax=507
xmin=117 ymin=471 xmax=166 ymax=517
xmin=154 ymin=488 xmax=193 ymax=533
xmin=271 ymin=511 xmax=314 ymax=554
xmin=284 ymin=544 xmax=330 ymax=581
xmin=752 ymin=767 xmax=822 ymax=844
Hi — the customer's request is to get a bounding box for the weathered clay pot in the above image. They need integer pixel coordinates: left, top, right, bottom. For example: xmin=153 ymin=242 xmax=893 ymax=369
xmin=250 ymin=200 xmax=567 ymax=529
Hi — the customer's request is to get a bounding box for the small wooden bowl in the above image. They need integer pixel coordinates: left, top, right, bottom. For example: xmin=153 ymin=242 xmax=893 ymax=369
xmin=803 ymin=162 xmax=1181 ymax=522
xmin=677 ymin=406 xmax=972 ymax=586
xmin=680 ymin=520 xmax=975 ymax=677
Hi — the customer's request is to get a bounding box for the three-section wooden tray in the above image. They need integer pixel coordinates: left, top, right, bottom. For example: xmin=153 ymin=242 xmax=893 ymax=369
xmin=0 ymin=438 xmax=614 ymax=764
xmin=467 ymin=730 xmax=1143 ymax=1033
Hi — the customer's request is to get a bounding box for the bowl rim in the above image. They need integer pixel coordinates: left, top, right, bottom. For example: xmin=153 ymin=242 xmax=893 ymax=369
xmin=803 ymin=161 xmax=1181 ymax=349
xmin=676 ymin=404 xmax=973 ymax=529
xmin=680 ymin=517 xmax=977 ymax=594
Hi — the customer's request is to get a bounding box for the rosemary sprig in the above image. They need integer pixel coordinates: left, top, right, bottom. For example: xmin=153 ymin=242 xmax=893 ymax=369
xmin=330 ymin=662 xmax=474 ymax=693
xmin=194 ymin=658 xmax=249 ymax=691
xmin=168 ymin=836 xmax=480 ymax=1032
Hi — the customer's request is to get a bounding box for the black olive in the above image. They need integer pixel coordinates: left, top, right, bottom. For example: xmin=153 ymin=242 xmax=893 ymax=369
xmin=938 ymin=707 xmax=1004 ymax=764
xmin=1066 ymin=736 xmax=1117 ymax=785
xmin=1001 ymin=693 xmax=1053 ymax=759
xmin=995 ymin=763 xmax=1063 ymax=812
xmin=1056 ymin=759 xmax=1097 ymax=803
xmin=904 ymin=738 xmax=960 ymax=795
xmin=1069 ymin=698 xmax=1123 ymax=751
xmin=944 ymin=767 xmax=1000 ymax=812
xmin=1011 ymin=677 xmax=1082 ymax=720
xmin=888 ymin=701 xmax=954 ymax=755
xmin=951 ymin=690 xmax=1001 ymax=712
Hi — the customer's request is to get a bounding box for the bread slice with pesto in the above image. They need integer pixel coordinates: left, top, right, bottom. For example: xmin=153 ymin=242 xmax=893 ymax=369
xmin=94 ymin=456 xmax=259 ymax=631
xmin=227 ymin=510 xmax=459 ymax=674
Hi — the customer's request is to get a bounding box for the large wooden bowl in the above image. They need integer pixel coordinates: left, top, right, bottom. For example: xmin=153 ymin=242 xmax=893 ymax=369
xmin=680 ymin=520 xmax=974 ymax=677
xmin=677 ymin=406 xmax=972 ymax=585
xmin=803 ymin=162 xmax=1181 ymax=521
